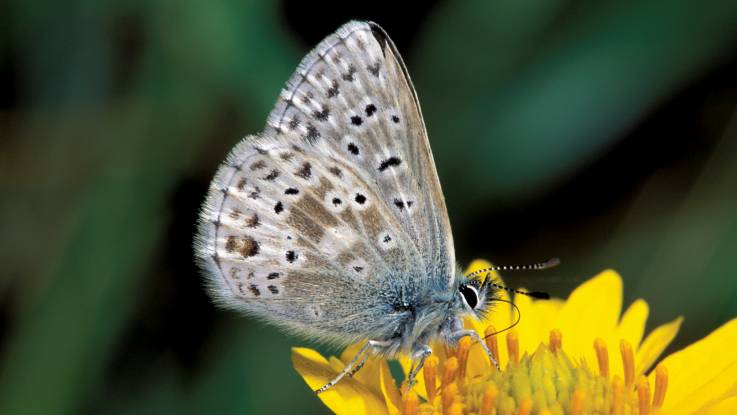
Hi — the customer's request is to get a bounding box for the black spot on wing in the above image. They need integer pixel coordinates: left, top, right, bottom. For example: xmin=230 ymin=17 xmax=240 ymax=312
xmin=304 ymin=124 xmax=320 ymax=142
xmin=229 ymin=208 xmax=242 ymax=219
xmin=378 ymin=157 xmax=402 ymax=172
xmin=263 ymin=169 xmax=279 ymax=181
xmin=301 ymin=90 xmax=314 ymax=104
xmin=327 ymin=80 xmax=339 ymax=98
xmin=367 ymin=62 xmax=380 ymax=77
xmin=288 ymin=117 xmax=300 ymax=130
xmin=295 ymin=162 xmax=312 ymax=179
xmin=328 ymin=166 xmax=343 ymax=177
xmin=236 ymin=178 xmax=247 ymax=191
xmin=342 ymin=64 xmax=357 ymax=82
xmin=313 ymin=107 xmax=329 ymax=121
xmin=347 ymin=143 xmax=359 ymax=155
xmin=249 ymin=284 xmax=260 ymax=296
xmin=286 ymin=251 xmax=298 ymax=263
xmin=250 ymin=160 xmax=266 ymax=171
xmin=245 ymin=213 xmax=259 ymax=228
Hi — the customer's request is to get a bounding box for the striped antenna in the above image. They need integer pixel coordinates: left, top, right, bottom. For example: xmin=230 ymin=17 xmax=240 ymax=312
xmin=488 ymin=282 xmax=550 ymax=299
xmin=465 ymin=258 xmax=560 ymax=279
xmin=470 ymin=258 xmax=559 ymax=300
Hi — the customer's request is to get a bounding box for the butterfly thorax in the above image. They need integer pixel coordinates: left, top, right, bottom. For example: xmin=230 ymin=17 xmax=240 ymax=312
xmin=371 ymin=272 xmax=485 ymax=357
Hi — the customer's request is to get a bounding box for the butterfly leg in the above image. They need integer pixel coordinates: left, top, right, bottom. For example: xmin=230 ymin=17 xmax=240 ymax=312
xmin=315 ymin=339 xmax=390 ymax=394
xmin=346 ymin=351 xmax=369 ymax=378
xmin=405 ymin=345 xmax=432 ymax=391
xmin=451 ymin=330 xmax=500 ymax=370
xmin=346 ymin=339 xmax=392 ymax=378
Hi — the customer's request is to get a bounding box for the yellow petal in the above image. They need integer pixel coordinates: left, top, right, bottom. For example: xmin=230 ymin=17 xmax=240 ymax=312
xmin=615 ymin=299 xmax=649 ymax=349
xmin=650 ymin=319 xmax=737 ymax=414
xmin=340 ymin=342 xmax=366 ymax=362
xmin=636 ymin=316 xmax=682 ymax=374
xmin=329 ymin=355 xmax=346 ymax=373
xmin=513 ymin=292 xmax=542 ymax=356
xmin=695 ymin=395 xmax=737 ymax=415
xmin=529 ymin=297 xmax=564 ymax=334
xmin=553 ymin=270 xmax=623 ymax=370
xmin=379 ymin=362 xmax=402 ymax=415
xmin=291 ymin=347 xmax=389 ymax=415
xmin=510 ymin=292 xmax=565 ymax=357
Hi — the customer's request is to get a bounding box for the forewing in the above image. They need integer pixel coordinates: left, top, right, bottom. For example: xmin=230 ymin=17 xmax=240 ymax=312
xmin=265 ymin=21 xmax=455 ymax=286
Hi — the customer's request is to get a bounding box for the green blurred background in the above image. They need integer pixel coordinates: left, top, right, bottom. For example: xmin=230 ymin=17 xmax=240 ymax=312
xmin=2 ymin=0 xmax=737 ymax=413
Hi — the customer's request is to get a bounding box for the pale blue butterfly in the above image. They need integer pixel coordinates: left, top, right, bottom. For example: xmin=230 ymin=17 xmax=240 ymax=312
xmin=195 ymin=21 xmax=553 ymax=393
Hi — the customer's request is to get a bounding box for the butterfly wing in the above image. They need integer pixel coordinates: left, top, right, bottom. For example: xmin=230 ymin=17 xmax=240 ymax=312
xmin=265 ymin=21 xmax=455 ymax=286
xmin=196 ymin=21 xmax=455 ymax=346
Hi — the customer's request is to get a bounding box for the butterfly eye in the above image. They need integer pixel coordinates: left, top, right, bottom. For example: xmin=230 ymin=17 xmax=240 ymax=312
xmin=459 ymin=284 xmax=479 ymax=309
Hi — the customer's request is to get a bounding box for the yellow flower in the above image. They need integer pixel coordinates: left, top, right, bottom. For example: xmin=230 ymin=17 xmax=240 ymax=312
xmin=292 ymin=261 xmax=737 ymax=414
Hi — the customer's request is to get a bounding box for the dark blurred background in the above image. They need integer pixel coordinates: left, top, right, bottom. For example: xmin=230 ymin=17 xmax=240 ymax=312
xmin=2 ymin=0 xmax=737 ymax=413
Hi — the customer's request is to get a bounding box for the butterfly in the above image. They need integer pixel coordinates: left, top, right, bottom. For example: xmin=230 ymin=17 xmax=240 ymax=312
xmin=195 ymin=21 xmax=551 ymax=393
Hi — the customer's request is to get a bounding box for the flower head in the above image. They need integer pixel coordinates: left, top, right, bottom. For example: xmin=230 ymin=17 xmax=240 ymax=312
xmin=293 ymin=261 xmax=737 ymax=414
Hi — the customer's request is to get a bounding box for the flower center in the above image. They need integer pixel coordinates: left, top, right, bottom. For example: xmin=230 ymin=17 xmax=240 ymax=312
xmin=402 ymin=328 xmax=669 ymax=415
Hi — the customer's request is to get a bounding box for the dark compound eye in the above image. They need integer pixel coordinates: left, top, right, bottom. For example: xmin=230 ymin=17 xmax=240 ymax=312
xmin=459 ymin=284 xmax=479 ymax=309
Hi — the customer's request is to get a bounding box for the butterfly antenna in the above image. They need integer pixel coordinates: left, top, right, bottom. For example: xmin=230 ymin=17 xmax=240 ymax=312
xmin=471 ymin=258 xmax=558 ymax=300
xmin=487 ymin=280 xmax=550 ymax=300
xmin=465 ymin=258 xmax=560 ymax=279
